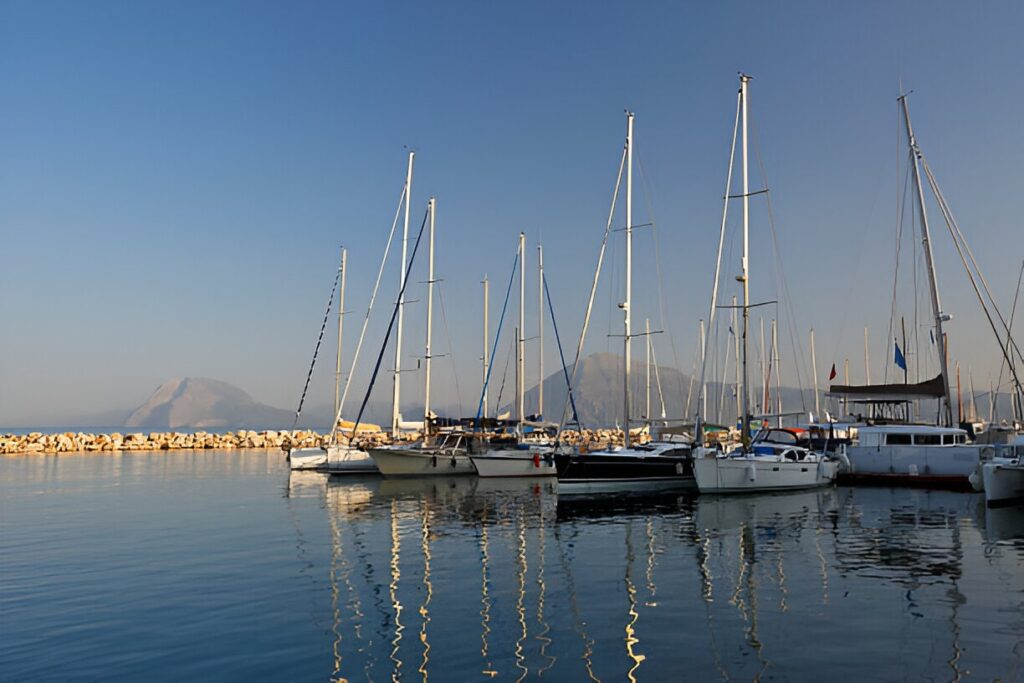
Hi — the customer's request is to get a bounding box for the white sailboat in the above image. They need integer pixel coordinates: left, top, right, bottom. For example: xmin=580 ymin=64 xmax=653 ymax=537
xmin=693 ymin=74 xmax=837 ymax=494
xmin=471 ymin=233 xmax=557 ymax=478
xmin=289 ymin=247 xmax=376 ymax=473
xmin=369 ymin=195 xmax=475 ymax=477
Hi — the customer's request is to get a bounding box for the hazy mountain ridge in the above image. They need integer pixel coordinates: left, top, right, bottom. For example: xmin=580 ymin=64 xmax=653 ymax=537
xmin=124 ymin=378 xmax=295 ymax=429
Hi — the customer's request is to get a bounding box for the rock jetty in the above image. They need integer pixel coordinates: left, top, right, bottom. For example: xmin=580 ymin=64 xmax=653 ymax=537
xmin=0 ymin=427 xmax=655 ymax=455
xmin=0 ymin=430 xmax=391 ymax=455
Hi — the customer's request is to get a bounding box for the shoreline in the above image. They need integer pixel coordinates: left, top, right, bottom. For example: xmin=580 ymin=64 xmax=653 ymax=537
xmin=0 ymin=426 xmax=661 ymax=455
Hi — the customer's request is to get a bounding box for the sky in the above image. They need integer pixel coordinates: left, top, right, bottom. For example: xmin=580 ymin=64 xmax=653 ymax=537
xmin=2 ymin=0 xmax=1023 ymax=426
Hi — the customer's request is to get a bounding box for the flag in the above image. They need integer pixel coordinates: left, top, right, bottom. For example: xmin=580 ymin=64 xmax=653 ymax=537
xmin=828 ymin=363 xmax=837 ymax=381
xmin=894 ymin=339 xmax=907 ymax=371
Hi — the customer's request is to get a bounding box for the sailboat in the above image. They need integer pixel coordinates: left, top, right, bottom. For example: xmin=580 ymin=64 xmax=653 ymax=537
xmin=553 ymin=111 xmax=695 ymax=489
xmin=368 ymin=195 xmax=475 ymax=477
xmin=470 ymin=233 xmax=557 ymax=477
xmin=693 ymin=74 xmax=837 ymax=494
xmin=830 ymin=94 xmax=999 ymax=489
xmin=289 ymin=247 xmax=376 ymax=473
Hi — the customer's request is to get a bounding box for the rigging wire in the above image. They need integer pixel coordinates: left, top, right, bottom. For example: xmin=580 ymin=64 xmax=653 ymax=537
xmin=543 ymin=273 xmax=581 ymax=426
xmin=435 ymin=281 xmax=464 ymax=419
xmin=351 ymin=205 xmax=430 ymax=438
xmin=751 ymin=115 xmax=808 ymax=413
xmin=329 ymin=184 xmax=407 ymax=441
xmin=291 ymin=264 xmax=342 ymax=430
xmin=474 ymin=246 xmax=520 ymax=427
xmin=636 ymin=147 xmax=688 ymax=413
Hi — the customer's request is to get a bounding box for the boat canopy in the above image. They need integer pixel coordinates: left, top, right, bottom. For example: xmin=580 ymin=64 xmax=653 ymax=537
xmin=827 ymin=373 xmax=945 ymax=402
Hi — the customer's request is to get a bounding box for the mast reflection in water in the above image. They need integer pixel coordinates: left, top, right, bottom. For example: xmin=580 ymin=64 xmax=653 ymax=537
xmin=1 ymin=451 xmax=1022 ymax=681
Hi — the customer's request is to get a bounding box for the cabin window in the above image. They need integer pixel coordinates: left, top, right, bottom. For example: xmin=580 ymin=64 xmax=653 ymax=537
xmin=885 ymin=433 xmax=912 ymax=445
xmin=957 ymin=434 xmax=967 ymax=444
xmin=914 ymin=434 xmax=941 ymax=446
xmin=942 ymin=434 xmax=954 ymax=445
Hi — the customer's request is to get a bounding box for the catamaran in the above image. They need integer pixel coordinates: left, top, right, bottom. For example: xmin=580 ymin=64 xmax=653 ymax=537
xmin=827 ymin=94 xmax=1018 ymax=489
xmin=692 ymin=74 xmax=837 ymax=494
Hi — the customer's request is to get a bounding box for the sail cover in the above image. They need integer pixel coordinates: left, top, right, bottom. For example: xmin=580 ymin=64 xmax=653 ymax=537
xmin=827 ymin=373 xmax=945 ymax=401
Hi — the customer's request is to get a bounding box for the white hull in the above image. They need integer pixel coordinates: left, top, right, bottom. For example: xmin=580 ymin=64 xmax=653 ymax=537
xmin=470 ymin=449 xmax=556 ymax=478
xmin=368 ymin=446 xmax=476 ymax=477
xmin=844 ymin=443 xmax=981 ymax=483
xmin=982 ymin=459 xmax=1024 ymax=506
xmin=289 ymin=445 xmax=377 ymax=473
xmin=694 ymin=455 xmax=837 ymax=493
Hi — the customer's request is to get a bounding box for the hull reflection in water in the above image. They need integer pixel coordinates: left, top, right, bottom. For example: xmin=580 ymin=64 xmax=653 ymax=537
xmin=286 ymin=474 xmax=1024 ymax=682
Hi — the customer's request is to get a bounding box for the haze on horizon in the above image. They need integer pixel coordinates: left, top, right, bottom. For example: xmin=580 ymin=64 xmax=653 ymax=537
xmin=2 ymin=1 xmax=1022 ymax=427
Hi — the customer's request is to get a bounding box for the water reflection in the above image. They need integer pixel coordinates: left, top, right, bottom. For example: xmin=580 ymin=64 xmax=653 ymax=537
xmin=280 ymin=468 xmax=1024 ymax=681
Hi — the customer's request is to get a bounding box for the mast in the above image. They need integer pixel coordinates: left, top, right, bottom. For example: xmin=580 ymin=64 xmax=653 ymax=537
xmin=393 ymin=151 xmax=414 ymax=438
xmin=334 ymin=247 xmax=347 ymax=432
xmin=623 ymin=111 xmax=635 ymax=448
xmin=699 ymin=319 xmax=707 ymax=423
xmin=518 ymin=232 xmax=526 ymax=435
xmin=863 ymin=327 xmax=871 ymax=384
xmin=772 ymin=319 xmax=781 ymax=427
xmin=739 ymin=73 xmax=752 ymax=448
xmin=759 ymin=317 xmax=766 ymax=414
xmin=423 ymin=197 xmax=436 ymax=436
xmin=645 ymin=318 xmax=651 ymax=421
xmin=899 ymin=95 xmax=953 ymax=426
xmin=482 ymin=275 xmax=489 ymax=420
xmin=733 ymin=296 xmax=741 ymax=423
xmin=810 ymin=328 xmax=820 ymax=417
xmin=969 ymin=368 xmax=977 ymax=421
xmin=538 ymin=244 xmax=544 ymax=420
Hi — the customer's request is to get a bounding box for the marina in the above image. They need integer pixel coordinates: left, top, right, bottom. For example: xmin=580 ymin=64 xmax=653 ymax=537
xmin=2 ymin=449 xmax=1022 ymax=680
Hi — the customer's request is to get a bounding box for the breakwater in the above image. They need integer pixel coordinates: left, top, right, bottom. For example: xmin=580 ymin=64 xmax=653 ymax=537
xmin=0 ymin=430 xmax=355 ymax=454
xmin=0 ymin=426 xmax=654 ymax=455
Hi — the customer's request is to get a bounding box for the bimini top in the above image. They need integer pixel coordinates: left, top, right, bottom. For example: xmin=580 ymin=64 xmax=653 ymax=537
xmin=827 ymin=373 xmax=945 ymax=402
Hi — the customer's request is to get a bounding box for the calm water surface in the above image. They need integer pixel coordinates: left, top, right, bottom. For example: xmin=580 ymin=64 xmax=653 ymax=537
xmin=2 ymin=450 xmax=1023 ymax=681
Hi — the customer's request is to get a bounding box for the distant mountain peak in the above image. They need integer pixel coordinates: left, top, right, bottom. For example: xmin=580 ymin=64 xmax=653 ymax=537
xmin=123 ymin=378 xmax=292 ymax=430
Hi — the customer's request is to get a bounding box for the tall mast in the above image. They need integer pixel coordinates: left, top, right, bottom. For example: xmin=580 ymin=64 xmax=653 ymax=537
xmin=334 ymin=247 xmax=347 ymax=431
xmin=899 ymin=95 xmax=953 ymax=426
xmin=645 ymin=318 xmax=651 ymax=421
xmin=969 ymin=368 xmax=977 ymax=420
xmin=623 ymin=111 xmax=634 ymax=448
xmin=733 ymin=296 xmax=741 ymax=423
xmin=863 ymin=327 xmax=871 ymax=384
xmin=423 ymin=197 xmax=436 ymax=436
xmin=392 ymin=151 xmax=414 ymax=438
xmin=739 ymin=74 xmax=751 ymax=449
xmin=537 ymin=243 xmax=544 ymax=420
xmin=699 ymin=319 xmax=707 ymax=423
xmin=810 ymin=328 xmax=820 ymax=417
xmin=482 ymin=275 xmax=489 ymax=419
xmin=518 ymin=232 xmax=526 ymax=435
xmin=772 ymin=319 xmax=781 ymax=427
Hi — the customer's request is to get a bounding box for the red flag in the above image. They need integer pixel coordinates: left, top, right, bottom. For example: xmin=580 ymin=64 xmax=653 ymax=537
xmin=828 ymin=363 xmax=837 ymax=381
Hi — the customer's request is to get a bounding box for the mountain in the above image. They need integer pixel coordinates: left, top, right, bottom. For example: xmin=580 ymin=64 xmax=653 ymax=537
xmin=123 ymin=378 xmax=294 ymax=430
xmin=509 ymin=352 xmax=829 ymax=428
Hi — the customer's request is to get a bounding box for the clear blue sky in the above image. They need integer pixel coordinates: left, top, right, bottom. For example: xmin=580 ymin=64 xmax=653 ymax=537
xmin=2 ymin=0 xmax=1022 ymax=425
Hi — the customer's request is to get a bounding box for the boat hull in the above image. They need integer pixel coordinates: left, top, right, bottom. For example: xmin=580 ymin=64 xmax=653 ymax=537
xmin=841 ymin=444 xmax=981 ymax=490
xmin=470 ymin=450 xmax=557 ymax=478
xmin=694 ymin=456 xmax=837 ymax=493
xmin=982 ymin=460 xmax=1024 ymax=506
xmin=555 ymin=452 xmax=694 ymax=490
xmin=289 ymin=445 xmax=377 ymax=474
xmin=368 ymin=447 xmax=476 ymax=477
